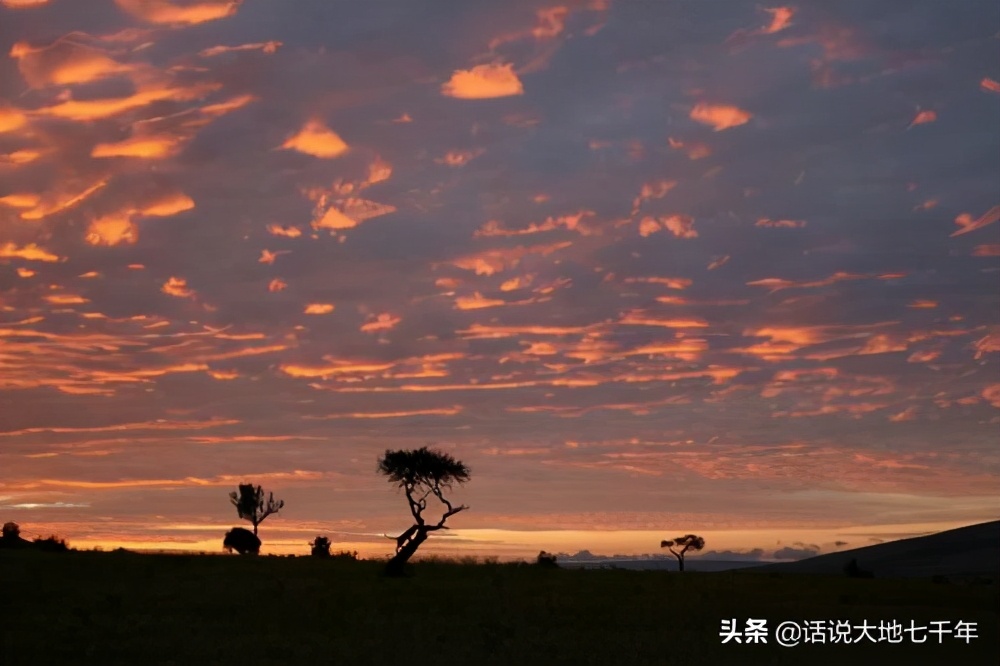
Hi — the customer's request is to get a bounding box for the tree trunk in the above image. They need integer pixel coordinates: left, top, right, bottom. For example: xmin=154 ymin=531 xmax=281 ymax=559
xmin=384 ymin=527 xmax=428 ymax=576
xmin=677 ymin=556 xmax=684 ymax=572
xmin=253 ymin=523 xmax=258 ymax=536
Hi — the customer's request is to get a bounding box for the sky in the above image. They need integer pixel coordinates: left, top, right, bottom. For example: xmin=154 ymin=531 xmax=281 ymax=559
xmin=0 ymin=0 xmax=998 ymax=561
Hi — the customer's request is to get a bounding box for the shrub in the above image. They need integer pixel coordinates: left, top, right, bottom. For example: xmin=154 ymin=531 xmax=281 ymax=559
xmin=536 ymin=550 xmax=558 ymax=567
xmin=34 ymin=536 xmax=70 ymax=553
xmin=310 ymin=536 xmax=332 ymax=558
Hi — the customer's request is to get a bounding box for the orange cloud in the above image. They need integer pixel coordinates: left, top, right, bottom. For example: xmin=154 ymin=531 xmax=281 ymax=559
xmin=280 ymin=360 xmax=394 ymax=378
xmin=441 ymin=63 xmax=524 ymax=99
xmin=86 ymin=193 xmax=194 ymax=246
xmin=161 ymin=276 xmax=193 ymax=298
xmin=0 ymin=242 xmax=60 ymax=262
xmin=756 ymin=218 xmax=806 ymax=228
xmin=631 ymin=180 xmax=676 ymax=214
xmin=619 ymin=310 xmax=708 ymax=328
xmin=449 ymin=242 xmax=572 ymax=275
xmin=761 ymin=7 xmax=795 ymax=34
xmin=280 ymin=119 xmax=349 ymax=158
xmin=690 ymin=103 xmax=752 ymax=131
xmin=623 ymin=276 xmax=692 ymax=290
xmin=661 ymin=214 xmax=697 ymax=238
xmin=268 ymin=278 xmax=287 ymax=292
xmin=19 ymin=179 xmax=108 ymax=221
xmin=36 ymin=82 xmax=221 ymax=121
xmin=266 ymin=224 xmax=302 ymax=238
xmin=16 ymin=268 xmax=35 ymax=277
xmin=972 ymin=244 xmax=1000 ymax=257
xmin=199 ymin=41 xmax=281 ymax=57
xmin=309 ymin=406 xmax=462 ymax=420
xmin=91 ymin=135 xmax=181 ymax=159
xmin=951 ymin=205 xmax=1000 ymax=237
xmin=1 ymin=0 xmax=51 ymax=7
xmin=304 ymin=303 xmax=335 ymax=315
xmin=1 ymin=149 xmax=41 ymax=164
xmin=454 ymin=292 xmax=507 ymax=310
xmin=435 ymin=149 xmax=484 ymax=167
xmin=0 ymin=105 xmax=27 ymax=133
xmin=908 ymin=110 xmax=937 ymax=127
xmin=982 ymin=385 xmax=1000 ymax=408
xmin=360 ymin=313 xmax=401 ymax=333
xmin=44 ymin=294 xmax=89 ymax=305
xmin=475 ymin=211 xmax=594 ymax=238
xmin=258 ymin=249 xmax=290 ymax=265
xmin=114 ymin=0 xmax=241 ymax=25
xmin=907 ymin=300 xmax=937 ymax=309
xmin=10 ymin=39 xmax=133 ymax=88
xmin=889 ymin=407 xmax=918 ymax=422
xmin=0 ymin=193 xmax=41 ymax=209
xmin=982 ymin=78 xmax=1000 ymax=94
xmin=667 ymin=137 xmax=711 ymax=160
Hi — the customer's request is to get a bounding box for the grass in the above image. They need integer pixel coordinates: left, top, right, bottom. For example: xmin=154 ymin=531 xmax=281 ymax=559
xmin=1 ymin=550 xmax=997 ymax=665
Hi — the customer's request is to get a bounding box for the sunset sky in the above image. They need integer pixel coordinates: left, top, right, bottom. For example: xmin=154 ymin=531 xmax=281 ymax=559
xmin=1 ymin=0 xmax=998 ymax=561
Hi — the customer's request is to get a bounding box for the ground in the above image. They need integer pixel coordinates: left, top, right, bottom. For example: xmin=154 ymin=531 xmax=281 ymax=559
xmin=1 ymin=551 xmax=997 ymax=665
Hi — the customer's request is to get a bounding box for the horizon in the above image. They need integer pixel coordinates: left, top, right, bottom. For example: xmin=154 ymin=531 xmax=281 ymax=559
xmin=1 ymin=0 xmax=998 ymax=561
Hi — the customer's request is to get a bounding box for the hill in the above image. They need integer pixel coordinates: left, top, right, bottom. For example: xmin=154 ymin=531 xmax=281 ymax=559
xmin=749 ymin=520 xmax=1000 ymax=579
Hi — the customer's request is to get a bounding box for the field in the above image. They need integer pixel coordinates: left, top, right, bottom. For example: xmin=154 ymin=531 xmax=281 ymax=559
xmin=2 ymin=551 xmax=997 ymax=666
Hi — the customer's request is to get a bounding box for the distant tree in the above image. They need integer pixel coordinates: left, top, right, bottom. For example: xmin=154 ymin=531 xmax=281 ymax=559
xmin=223 ymin=527 xmax=261 ymax=555
xmin=660 ymin=534 xmax=705 ymax=572
xmin=229 ymin=483 xmax=284 ymax=536
xmin=310 ymin=536 xmax=332 ymax=558
xmin=844 ymin=558 xmax=875 ymax=578
xmin=34 ymin=535 xmax=69 ymax=553
xmin=2 ymin=521 xmax=19 ymax=539
xmin=536 ymin=550 xmax=559 ymax=567
xmin=377 ymin=446 xmax=470 ymax=576
xmin=0 ymin=521 xmax=32 ymax=549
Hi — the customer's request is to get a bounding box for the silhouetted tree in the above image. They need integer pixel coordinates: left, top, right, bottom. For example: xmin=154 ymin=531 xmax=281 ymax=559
xmin=377 ymin=446 xmax=470 ymax=576
xmin=229 ymin=483 xmax=284 ymax=536
xmin=223 ymin=527 xmax=261 ymax=555
xmin=34 ymin=535 xmax=70 ymax=553
xmin=660 ymin=534 xmax=705 ymax=572
xmin=844 ymin=558 xmax=875 ymax=578
xmin=0 ymin=521 xmax=31 ymax=549
xmin=310 ymin=536 xmax=332 ymax=558
xmin=536 ymin=550 xmax=559 ymax=567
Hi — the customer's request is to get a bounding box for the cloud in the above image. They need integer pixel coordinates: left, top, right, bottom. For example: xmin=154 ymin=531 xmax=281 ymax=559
xmin=161 ymin=277 xmax=194 ymax=298
xmin=1 ymin=0 xmax=50 ymax=7
xmin=114 ymin=0 xmax=241 ymax=26
xmin=303 ymin=303 xmax=335 ymax=315
xmin=689 ymin=103 xmax=752 ymax=131
xmin=773 ymin=546 xmax=819 ymax=560
xmin=441 ymin=63 xmax=524 ymax=99
xmin=951 ymin=205 xmax=1000 ymax=237
xmin=280 ymin=120 xmax=349 ymax=158
xmin=0 ymin=242 xmax=61 ymax=262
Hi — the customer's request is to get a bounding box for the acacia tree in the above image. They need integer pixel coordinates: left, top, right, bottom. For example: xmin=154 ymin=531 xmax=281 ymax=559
xmin=378 ymin=447 xmax=470 ymax=575
xmin=660 ymin=534 xmax=705 ymax=572
xmin=229 ymin=483 xmax=284 ymax=536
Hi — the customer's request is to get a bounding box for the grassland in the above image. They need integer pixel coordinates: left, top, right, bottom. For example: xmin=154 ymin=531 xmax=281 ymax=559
xmin=1 ymin=550 xmax=997 ymax=665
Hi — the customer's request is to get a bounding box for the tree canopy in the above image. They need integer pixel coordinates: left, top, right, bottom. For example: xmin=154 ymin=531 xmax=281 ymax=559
xmin=660 ymin=534 xmax=705 ymax=572
xmin=229 ymin=483 xmax=285 ymax=536
xmin=377 ymin=446 xmax=470 ymax=575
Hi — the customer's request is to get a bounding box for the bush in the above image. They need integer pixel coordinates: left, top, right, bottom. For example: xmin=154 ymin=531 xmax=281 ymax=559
xmin=34 ymin=536 xmax=70 ymax=553
xmin=536 ymin=551 xmax=558 ymax=567
xmin=310 ymin=536 xmax=332 ymax=558
xmin=330 ymin=550 xmax=359 ymax=561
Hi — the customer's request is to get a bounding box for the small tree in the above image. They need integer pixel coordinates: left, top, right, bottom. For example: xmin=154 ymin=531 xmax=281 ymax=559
xmin=537 ymin=550 xmax=558 ymax=567
xmin=660 ymin=534 xmax=705 ymax=572
xmin=310 ymin=536 xmax=332 ymax=558
xmin=2 ymin=522 xmax=19 ymax=539
xmin=377 ymin=446 xmax=470 ymax=576
xmin=229 ymin=483 xmax=284 ymax=536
